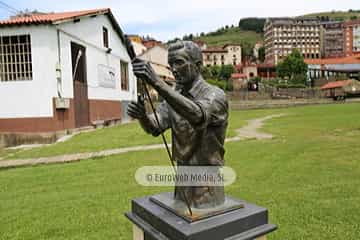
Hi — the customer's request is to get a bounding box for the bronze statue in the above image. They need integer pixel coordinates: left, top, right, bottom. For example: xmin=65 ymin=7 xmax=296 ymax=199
xmin=128 ymin=41 xmax=228 ymax=209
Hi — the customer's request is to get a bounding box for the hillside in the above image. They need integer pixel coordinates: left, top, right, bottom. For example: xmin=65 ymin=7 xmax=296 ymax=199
xmin=194 ymin=27 xmax=263 ymax=47
xmin=188 ymin=10 xmax=360 ymax=52
xmin=303 ymin=10 xmax=360 ymax=21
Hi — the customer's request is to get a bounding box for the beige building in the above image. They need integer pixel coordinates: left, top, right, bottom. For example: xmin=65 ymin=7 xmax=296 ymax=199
xmin=131 ymin=40 xmax=147 ymax=56
xmin=253 ymin=42 xmax=263 ymax=60
xmin=264 ymin=18 xmax=321 ymax=64
xmin=138 ymin=45 xmax=175 ymax=99
xmin=202 ymin=44 xmax=242 ymax=66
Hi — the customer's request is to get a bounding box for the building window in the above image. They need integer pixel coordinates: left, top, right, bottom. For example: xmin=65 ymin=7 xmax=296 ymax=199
xmin=103 ymin=27 xmax=109 ymax=48
xmin=120 ymin=60 xmax=129 ymax=91
xmin=0 ymin=35 xmax=32 ymax=82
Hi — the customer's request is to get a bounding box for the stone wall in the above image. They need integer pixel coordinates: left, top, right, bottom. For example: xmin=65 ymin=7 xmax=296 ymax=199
xmin=228 ymin=88 xmax=324 ymax=101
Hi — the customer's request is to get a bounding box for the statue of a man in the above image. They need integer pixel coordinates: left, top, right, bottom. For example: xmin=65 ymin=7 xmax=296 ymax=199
xmin=128 ymin=41 xmax=228 ymax=209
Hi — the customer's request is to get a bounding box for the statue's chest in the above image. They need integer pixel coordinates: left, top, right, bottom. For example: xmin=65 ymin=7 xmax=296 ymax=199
xmin=170 ymin=111 xmax=193 ymax=134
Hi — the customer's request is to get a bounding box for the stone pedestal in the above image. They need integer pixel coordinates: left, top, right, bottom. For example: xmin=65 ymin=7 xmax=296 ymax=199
xmin=125 ymin=192 xmax=277 ymax=240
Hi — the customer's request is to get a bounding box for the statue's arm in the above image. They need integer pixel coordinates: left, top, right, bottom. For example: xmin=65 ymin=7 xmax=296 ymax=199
xmin=127 ymin=100 xmax=170 ymax=136
xmin=153 ymin=81 xmax=204 ymax=125
xmin=132 ymin=58 xmax=203 ymax=125
xmin=138 ymin=114 xmax=161 ymax=136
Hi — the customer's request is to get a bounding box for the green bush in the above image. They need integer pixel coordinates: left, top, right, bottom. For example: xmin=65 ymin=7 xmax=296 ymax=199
xmin=250 ymin=76 xmax=262 ymax=83
xmin=206 ymin=79 xmax=228 ymax=90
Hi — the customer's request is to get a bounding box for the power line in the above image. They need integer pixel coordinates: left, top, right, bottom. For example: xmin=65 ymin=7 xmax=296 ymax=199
xmin=0 ymin=6 xmax=17 ymax=15
xmin=0 ymin=1 xmax=20 ymax=15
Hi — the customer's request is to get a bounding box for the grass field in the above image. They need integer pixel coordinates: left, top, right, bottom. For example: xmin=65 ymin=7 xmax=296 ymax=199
xmin=0 ymin=103 xmax=360 ymax=239
xmin=2 ymin=108 xmax=279 ymax=160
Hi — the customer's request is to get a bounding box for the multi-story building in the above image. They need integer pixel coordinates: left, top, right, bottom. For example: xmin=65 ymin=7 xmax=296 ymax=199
xmin=344 ymin=19 xmax=360 ymax=57
xmin=321 ymin=21 xmax=344 ymax=58
xmin=264 ymin=18 xmax=321 ymax=64
xmin=202 ymin=44 xmax=242 ymax=66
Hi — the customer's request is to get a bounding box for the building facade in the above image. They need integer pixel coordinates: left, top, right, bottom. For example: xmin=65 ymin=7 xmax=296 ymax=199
xmin=344 ymin=19 xmax=360 ymax=57
xmin=321 ymin=21 xmax=344 ymax=58
xmin=202 ymin=44 xmax=242 ymax=66
xmin=0 ymin=8 xmax=137 ymax=133
xmin=139 ymin=45 xmax=174 ymax=84
xmin=264 ymin=18 xmax=321 ymax=64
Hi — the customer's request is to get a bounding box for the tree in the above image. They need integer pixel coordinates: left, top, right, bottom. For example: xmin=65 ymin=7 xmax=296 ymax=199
xmin=258 ymin=47 xmax=265 ymax=63
xmin=201 ymin=66 xmax=212 ymax=79
xmin=242 ymin=42 xmax=254 ymax=61
xmin=276 ymin=49 xmax=308 ymax=85
xmin=210 ymin=65 xmax=221 ymax=79
xmin=219 ymin=64 xmax=235 ymax=80
xmin=238 ymin=18 xmax=266 ymax=33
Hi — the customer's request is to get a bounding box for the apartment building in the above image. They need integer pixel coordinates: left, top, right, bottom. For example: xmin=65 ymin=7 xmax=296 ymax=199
xmin=264 ymin=18 xmax=321 ymax=64
xmin=321 ymin=21 xmax=344 ymax=58
xmin=202 ymin=44 xmax=242 ymax=66
xmin=344 ymin=19 xmax=360 ymax=57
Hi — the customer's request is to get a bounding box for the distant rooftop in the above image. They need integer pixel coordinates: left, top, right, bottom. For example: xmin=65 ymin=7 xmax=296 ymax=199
xmin=305 ymin=54 xmax=360 ymax=65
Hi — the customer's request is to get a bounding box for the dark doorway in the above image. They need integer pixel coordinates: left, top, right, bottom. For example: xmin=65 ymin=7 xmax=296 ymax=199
xmin=71 ymin=42 xmax=89 ymax=128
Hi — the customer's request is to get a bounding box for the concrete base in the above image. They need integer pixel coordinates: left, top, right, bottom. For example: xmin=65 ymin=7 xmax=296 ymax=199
xmin=125 ymin=192 xmax=277 ymax=240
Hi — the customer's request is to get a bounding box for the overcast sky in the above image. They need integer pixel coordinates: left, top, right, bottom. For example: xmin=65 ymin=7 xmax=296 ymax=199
xmin=0 ymin=0 xmax=359 ymax=41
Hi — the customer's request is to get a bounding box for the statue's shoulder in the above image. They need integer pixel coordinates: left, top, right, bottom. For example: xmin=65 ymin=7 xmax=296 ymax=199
xmin=202 ymin=81 xmax=227 ymax=102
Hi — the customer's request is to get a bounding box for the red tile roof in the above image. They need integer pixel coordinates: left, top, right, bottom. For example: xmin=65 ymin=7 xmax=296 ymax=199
xmin=0 ymin=8 xmax=110 ymax=26
xmin=257 ymin=63 xmax=276 ymax=68
xmin=231 ymin=73 xmax=247 ymax=79
xmin=202 ymin=47 xmax=227 ymax=53
xmin=320 ymin=80 xmax=353 ymax=90
xmin=344 ymin=19 xmax=360 ymax=27
xmin=0 ymin=8 xmax=136 ymax=59
xmin=305 ymin=54 xmax=360 ymax=65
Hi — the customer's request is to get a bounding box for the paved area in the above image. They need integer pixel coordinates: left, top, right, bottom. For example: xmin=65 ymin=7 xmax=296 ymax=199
xmin=0 ymin=114 xmax=285 ymax=169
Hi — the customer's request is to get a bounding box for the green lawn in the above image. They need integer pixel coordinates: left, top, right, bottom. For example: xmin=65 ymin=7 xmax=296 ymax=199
xmin=0 ymin=103 xmax=360 ymax=239
xmin=3 ymin=108 xmax=278 ymax=160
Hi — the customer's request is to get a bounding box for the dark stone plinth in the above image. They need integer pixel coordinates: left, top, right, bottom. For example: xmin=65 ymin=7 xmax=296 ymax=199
xmin=150 ymin=192 xmax=244 ymax=223
xmin=125 ymin=192 xmax=277 ymax=240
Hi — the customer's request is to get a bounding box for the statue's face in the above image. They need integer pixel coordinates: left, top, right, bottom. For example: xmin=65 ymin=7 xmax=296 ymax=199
xmin=168 ymin=49 xmax=199 ymax=87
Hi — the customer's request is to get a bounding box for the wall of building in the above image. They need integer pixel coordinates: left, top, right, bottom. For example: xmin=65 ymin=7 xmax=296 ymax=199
xmin=57 ymin=14 xmax=137 ymax=103
xmin=202 ymin=45 xmax=241 ymax=66
xmin=203 ymin=52 xmax=227 ymax=66
xmin=0 ymin=14 xmax=137 ymax=132
xmin=0 ymin=26 xmax=58 ymax=119
xmin=139 ymin=46 xmax=168 ymax=66
xmin=243 ymin=66 xmax=258 ymax=79
xmin=264 ymin=18 xmax=321 ymax=64
xmin=224 ymin=45 xmax=242 ymax=65
xmin=321 ymin=22 xmax=344 ymax=58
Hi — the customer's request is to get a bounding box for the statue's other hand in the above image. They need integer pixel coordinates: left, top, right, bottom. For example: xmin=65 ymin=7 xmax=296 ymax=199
xmin=127 ymin=101 xmax=146 ymax=120
xmin=132 ymin=58 xmax=158 ymax=86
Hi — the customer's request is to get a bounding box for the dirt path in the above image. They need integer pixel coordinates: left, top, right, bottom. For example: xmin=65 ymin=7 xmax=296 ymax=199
xmin=0 ymin=114 xmax=285 ymax=169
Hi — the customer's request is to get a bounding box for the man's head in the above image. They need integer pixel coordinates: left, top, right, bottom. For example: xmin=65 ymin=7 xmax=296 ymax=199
xmin=168 ymin=41 xmax=203 ymax=87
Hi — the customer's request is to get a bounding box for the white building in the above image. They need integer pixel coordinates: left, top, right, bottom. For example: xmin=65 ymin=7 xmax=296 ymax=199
xmin=0 ymin=8 xmax=137 ymax=133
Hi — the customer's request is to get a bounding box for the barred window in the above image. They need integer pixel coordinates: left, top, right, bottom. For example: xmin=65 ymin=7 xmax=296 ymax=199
xmin=0 ymin=34 xmax=32 ymax=82
xmin=120 ymin=60 xmax=129 ymax=91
